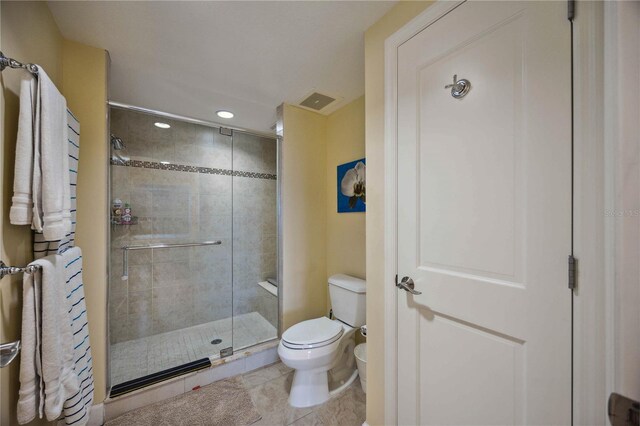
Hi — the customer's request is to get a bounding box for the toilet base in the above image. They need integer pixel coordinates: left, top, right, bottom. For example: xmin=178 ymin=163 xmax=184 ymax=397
xmin=288 ymin=368 xmax=359 ymax=408
xmin=289 ymin=369 xmax=330 ymax=408
xmin=329 ymin=369 xmax=359 ymax=397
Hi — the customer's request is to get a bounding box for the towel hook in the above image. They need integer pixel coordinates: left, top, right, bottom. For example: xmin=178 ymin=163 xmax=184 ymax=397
xmin=444 ymin=74 xmax=471 ymax=99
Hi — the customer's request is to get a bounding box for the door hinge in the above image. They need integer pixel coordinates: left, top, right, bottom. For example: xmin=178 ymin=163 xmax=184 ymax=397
xmin=568 ymin=0 xmax=575 ymax=21
xmin=568 ymin=255 xmax=577 ymax=290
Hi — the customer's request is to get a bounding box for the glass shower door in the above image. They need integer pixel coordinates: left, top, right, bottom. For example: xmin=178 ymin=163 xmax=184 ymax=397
xmin=109 ymin=108 xmax=234 ymax=391
xmin=108 ymin=106 xmax=280 ymax=395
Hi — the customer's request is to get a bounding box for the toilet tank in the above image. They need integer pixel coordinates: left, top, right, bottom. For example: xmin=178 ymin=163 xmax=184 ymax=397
xmin=328 ymin=274 xmax=366 ymax=327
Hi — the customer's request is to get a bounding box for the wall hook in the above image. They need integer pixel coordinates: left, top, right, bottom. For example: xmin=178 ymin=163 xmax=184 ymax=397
xmin=444 ymin=74 xmax=471 ymax=99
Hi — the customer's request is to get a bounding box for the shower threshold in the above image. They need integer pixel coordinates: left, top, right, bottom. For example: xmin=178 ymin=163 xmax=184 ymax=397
xmin=110 ymin=357 xmax=212 ymax=398
xmin=109 ymin=311 xmax=277 ymax=395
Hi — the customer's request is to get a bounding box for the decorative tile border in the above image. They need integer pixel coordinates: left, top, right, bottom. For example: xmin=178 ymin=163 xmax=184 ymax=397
xmin=111 ymin=159 xmax=277 ymax=180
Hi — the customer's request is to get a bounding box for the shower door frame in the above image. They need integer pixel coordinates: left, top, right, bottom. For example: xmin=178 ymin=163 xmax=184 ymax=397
xmin=105 ymin=101 xmax=282 ymax=397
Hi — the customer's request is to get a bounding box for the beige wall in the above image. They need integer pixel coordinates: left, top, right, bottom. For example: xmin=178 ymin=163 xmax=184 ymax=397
xmin=364 ymin=2 xmax=432 ymax=424
xmin=326 ymin=96 xmax=366 ymax=280
xmin=0 ymin=2 xmax=64 ymax=424
xmin=281 ymin=97 xmax=368 ymax=330
xmin=281 ymin=104 xmax=328 ymax=330
xmin=0 ymin=4 xmax=109 ymax=424
xmin=62 ymin=40 xmax=109 ymax=405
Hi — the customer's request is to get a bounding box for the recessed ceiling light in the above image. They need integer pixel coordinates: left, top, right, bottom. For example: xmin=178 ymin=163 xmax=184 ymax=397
xmin=160 ymin=161 xmax=170 ymax=165
xmin=154 ymin=122 xmax=170 ymax=129
xmin=216 ymin=110 xmax=234 ymax=119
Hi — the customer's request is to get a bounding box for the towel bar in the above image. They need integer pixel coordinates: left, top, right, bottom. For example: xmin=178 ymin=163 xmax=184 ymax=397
xmin=0 ymin=51 xmax=38 ymax=75
xmin=120 ymin=240 xmax=222 ymax=280
xmin=0 ymin=340 xmax=21 ymax=368
xmin=122 ymin=240 xmax=222 ymax=251
xmin=0 ymin=260 xmax=41 ymax=280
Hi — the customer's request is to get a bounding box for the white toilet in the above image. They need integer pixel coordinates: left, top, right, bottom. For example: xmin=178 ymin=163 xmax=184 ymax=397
xmin=278 ymin=274 xmax=366 ymax=408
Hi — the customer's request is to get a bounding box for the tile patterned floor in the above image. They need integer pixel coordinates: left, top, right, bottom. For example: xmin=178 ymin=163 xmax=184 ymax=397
xmin=111 ymin=312 xmax=277 ymax=385
xmin=109 ymin=361 xmax=366 ymax=426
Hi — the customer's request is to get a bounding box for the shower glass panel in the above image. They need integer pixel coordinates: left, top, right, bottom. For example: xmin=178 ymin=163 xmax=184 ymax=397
xmin=231 ymin=132 xmax=278 ymax=350
xmin=108 ymin=107 xmax=278 ymax=391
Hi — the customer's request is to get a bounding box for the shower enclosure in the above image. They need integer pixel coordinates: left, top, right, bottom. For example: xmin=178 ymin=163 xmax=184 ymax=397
xmin=107 ymin=106 xmax=279 ymax=394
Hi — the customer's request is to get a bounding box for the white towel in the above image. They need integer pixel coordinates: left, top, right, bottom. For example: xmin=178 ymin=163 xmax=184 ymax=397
xmin=41 ymin=255 xmax=80 ymax=421
xmin=9 ymin=74 xmax=38 ymax=226
xmin=18 ymin=255 xmax=79 ymax=424
xmin=17 ymin=259 xmax=44 ymax=424
xmin=10 ymin=66 xmax=71 ymax=240
xmin=37 ymin=67 xmax=71 ymax=240
xmin=34 ymin=110 xmax=80 ymax=259
xmin=59 ymin=247 xmax=93 ymax=426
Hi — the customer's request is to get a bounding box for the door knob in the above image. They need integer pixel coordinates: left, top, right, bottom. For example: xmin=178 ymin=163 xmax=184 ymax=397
xmin=609 ymin=392 xmax=640 ymax=426
xmin=396 ymin=276 xmax=422 ymax=295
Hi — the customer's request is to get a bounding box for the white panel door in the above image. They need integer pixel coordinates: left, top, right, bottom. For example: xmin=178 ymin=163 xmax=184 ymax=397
xmin=395 ymin=2 xmax=572 ymax=424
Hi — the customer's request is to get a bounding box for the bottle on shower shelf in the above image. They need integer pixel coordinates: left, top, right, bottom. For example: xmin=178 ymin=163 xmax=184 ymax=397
xmin=122 ymin=203 xmax=132 ymax=224
xmin=112 ymin=198 xmax=123 ymax=224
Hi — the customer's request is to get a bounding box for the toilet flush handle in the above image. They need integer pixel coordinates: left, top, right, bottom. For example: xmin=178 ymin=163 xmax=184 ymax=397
xmin=396 ymin=275 xmax=422 ymax=295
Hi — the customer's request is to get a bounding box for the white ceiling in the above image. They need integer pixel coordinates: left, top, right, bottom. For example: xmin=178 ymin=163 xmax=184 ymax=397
xmin=48 ymin=1 xmax=395 ymax=133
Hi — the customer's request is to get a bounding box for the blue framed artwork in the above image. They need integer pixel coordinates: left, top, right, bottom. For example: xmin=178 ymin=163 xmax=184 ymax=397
xmin=337 ymin=158 xmax=366 ymax=213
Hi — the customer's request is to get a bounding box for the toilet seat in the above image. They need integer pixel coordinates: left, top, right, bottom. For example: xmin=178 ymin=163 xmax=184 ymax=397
xmin=282 ymin=317 xmax=343 ymax=350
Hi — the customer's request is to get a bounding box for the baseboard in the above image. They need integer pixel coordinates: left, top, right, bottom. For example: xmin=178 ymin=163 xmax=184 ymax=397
xmin=87 ymin=403 xmax=105 ymax=426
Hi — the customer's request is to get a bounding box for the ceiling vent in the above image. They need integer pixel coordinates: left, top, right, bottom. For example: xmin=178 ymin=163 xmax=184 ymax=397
xmin=297 ymin=90 xmax=343 ymax=115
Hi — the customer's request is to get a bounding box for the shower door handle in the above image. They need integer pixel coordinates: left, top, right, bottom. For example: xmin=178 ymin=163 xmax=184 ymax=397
xmin=121 ymin=240 xmax=222 ymax=280
xmin=396 ymin=276 xmax=422 ymax=295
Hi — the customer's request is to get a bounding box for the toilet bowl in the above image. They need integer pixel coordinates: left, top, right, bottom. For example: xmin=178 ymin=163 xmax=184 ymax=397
xmin=278 ymin=274 xmax=366 ymax=408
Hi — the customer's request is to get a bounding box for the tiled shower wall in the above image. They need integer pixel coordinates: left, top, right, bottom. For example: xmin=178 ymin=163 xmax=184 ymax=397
xmin=232 ymin=132 xmax=278 ymax=327
xmin=109 ymin=108 xmax=277 ymax=345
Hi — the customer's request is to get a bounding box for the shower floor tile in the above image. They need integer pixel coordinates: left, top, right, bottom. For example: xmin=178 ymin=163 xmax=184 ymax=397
xmin=111 ymin=311 xmax=277 ymax=386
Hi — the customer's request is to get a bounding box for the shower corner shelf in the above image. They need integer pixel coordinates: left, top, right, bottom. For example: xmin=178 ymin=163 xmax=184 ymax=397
xmin=111 ymin=216 xmax=139 ymax=226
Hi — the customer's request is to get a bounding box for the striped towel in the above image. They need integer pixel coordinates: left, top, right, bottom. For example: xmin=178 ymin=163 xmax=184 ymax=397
xmin=60 ymin=247 xmax=93 ymax=425
xmin=34 ymin=109 xmax=79 ymax=259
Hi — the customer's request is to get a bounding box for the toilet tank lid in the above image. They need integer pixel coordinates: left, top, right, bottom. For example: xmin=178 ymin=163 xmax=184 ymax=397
xmin=328 ymin=274 xmax=366 ymax=294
